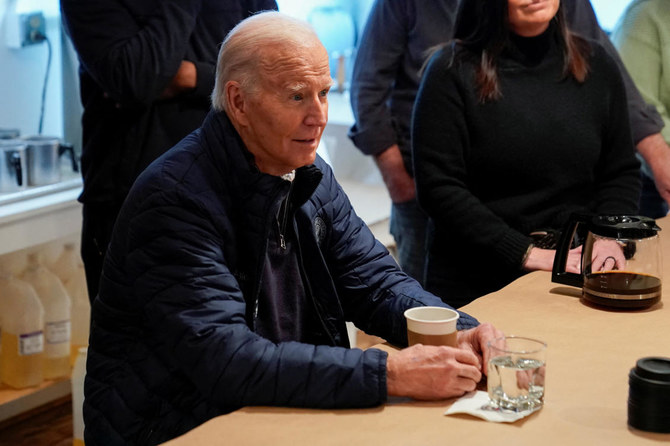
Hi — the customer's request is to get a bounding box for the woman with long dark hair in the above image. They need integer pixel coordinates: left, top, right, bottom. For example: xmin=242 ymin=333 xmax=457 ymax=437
xmin=412 ymin=0 xmax=641 ymax=307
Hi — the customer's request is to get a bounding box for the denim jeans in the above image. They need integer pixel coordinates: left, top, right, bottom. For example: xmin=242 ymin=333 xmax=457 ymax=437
xmin=389 ymin=199 xmax=429 ymax=285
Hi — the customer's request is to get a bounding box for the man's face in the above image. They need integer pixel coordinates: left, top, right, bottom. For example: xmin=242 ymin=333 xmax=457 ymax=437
xmin=240 ymin=42 xmax=332 ymax=176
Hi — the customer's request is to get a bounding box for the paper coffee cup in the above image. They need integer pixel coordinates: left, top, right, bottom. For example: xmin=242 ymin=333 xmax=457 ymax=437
xmin=404 ymin=306 xmax=459 ymax=347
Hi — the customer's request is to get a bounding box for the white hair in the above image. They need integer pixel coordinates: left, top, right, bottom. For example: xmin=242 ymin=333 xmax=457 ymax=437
xmin=211 ymin=11 xmax=322 ymax=112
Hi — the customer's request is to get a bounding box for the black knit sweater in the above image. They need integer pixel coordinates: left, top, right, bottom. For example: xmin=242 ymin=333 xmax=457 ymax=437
xmin=412 ymin=25 xmax=641 ymax=306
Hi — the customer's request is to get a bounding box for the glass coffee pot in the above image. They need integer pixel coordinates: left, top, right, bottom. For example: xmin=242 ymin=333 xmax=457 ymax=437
xmin=552 ymin=214 xmax=662 ymax=309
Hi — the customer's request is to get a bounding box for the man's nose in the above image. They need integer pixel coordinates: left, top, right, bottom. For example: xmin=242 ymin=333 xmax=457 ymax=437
xmin=305 ymin=96 xmax=328 ymax=127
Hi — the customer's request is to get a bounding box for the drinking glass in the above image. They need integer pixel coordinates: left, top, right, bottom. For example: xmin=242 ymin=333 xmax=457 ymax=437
xmin=487 ymin=336 xmax=547 ymax=412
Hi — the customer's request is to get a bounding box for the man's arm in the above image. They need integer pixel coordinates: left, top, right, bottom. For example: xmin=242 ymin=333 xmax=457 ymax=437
xmin=374 ymin=144 xmax=417 ymax=203
xmin=562 ymin=0 xmax=664 ymax=144
xmin=611 ymin=1 xmax=670 ymax=206
xmin=61 ymin=0 xmax=205 ymax=106
xmin=348 ymin=0 xmax=420 ymax=204
xmin=122 ymin=184 xmax=389 ymax=410
xmin=348 ymin=0 xmax=408 ymax=159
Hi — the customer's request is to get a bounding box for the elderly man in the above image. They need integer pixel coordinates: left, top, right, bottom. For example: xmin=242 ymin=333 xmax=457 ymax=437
xmin=83 ymin=12 xmax=501 ymax=445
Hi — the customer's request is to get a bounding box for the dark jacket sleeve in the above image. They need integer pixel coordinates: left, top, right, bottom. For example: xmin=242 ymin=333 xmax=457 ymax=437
xmin=348 ymin=0 xmax=408 ymax=156
xmin=119 ymin=180 xmax=389 ymax=410
xmin=60 ymin=0 xmax=205 ymax=106
xmin=563 ymin=0 xmax=664 ymax=143
xmin=315 ymin=158 xmax=480 ymax=340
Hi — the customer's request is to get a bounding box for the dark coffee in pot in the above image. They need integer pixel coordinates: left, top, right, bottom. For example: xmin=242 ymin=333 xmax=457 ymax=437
xmin=583 ymin=272 xmax=661 ymax=309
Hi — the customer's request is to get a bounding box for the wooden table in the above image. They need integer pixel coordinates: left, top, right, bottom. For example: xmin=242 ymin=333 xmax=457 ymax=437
xmin=164 ymin=220 xmax=670 ymax=445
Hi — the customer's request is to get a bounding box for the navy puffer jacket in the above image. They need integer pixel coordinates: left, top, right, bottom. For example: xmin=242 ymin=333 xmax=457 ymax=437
xmin=83 ymin=111 xmax=478 ymax=445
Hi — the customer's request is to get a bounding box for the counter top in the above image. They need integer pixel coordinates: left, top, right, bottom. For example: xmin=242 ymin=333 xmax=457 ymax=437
xmin=0 ymin=178 xmax=82 ymax=255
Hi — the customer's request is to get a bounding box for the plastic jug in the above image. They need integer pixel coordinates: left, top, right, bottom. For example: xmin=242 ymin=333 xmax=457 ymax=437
xmin=0 ymin=255 xmax=45 ymax=388
xmin=71 ymin=347 xmax=87 ymax=446
xmin=49 ymin=242 xmax=90 ymax=365
xmin=21 ymin=251 xmax=72 ymax=379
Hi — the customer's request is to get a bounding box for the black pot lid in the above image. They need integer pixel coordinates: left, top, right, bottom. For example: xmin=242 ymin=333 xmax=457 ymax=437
xmin=590 ymin=215 xmax=661 ymax=239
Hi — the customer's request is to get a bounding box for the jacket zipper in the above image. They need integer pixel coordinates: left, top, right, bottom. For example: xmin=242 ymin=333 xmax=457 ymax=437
xmin=252 ymin=182 xmax=291 ymax=326
xmin=278 ymin=180 xmax=293 ymax=250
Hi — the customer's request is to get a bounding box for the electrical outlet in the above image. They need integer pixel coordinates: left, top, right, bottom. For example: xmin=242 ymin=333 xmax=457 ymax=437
xmin=6 ymin=11 xmax=46 ymax=49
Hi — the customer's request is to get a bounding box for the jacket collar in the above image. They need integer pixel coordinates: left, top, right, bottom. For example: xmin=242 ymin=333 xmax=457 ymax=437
xmin=199 ymin=109 xmax=323 ymax=212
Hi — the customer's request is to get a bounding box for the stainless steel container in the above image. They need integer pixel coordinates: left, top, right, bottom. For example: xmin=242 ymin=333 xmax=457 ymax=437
xmin=0 ymin=128 xmax=20 ymax=140
xmin=22 ymin=136 xmax=78 ymax=186
xmin=0 ymin=140 xmax=27 ymax=193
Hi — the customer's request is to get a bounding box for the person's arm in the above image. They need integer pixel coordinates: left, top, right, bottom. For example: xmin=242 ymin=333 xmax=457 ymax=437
xmin=412 ymin=47 xmax=531 ymax=270
xmin=349 ymin=0 xmax=408 ymax=158
xmin=348 ymin=0 xmax=417 ymax=203
xmin=637 ymin=134 xmax=670 ymax=205
xmin=611 ymin=1 xmax=670 ymax=205
xmin=314 ymin=158 xmax=479 ymax=346
xmin=121 ymin=178 xmax=388 ymax=410
xmin=60 ymin=0 xmax=204 ymax=106
xmin=374 ymin=144 xmax=417 ymax=203
xmin=562 ymin=0 xmax=664 ymax=144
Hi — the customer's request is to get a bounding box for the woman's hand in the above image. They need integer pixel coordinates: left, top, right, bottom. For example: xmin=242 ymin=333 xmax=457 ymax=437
xmin=590 ymin=239 xmax=626 ymax=271
xmin=522 ymin=245 xmax=582 ymax=273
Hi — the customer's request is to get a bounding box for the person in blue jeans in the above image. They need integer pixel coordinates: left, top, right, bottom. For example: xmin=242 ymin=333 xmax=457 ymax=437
xmin=349 ymin=0 xmax=669 ymax=290
xmin=349 ymin=1 xmax=459 ymax=285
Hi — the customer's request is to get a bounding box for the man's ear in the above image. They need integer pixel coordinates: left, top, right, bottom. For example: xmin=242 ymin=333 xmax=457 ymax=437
xmin=225 ymin=80 xmax=249 ymax=126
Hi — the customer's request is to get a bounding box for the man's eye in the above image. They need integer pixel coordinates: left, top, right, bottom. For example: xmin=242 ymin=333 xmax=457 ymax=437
xmin=292 ymin=94 xmax=303 ymax=101
xmin=319 ymin=89 xmax=329 ymax=97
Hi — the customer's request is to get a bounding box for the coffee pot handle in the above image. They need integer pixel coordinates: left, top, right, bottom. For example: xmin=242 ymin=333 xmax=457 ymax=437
xmin=551 ymin=213 xmax=590 ymax=287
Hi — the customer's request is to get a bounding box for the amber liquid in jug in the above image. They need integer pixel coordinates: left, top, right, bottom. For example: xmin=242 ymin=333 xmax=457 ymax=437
xmin=0 ymin=250 xmax=45 ymax=389
xmin=21 ymin=252 xmax=72 ymax=380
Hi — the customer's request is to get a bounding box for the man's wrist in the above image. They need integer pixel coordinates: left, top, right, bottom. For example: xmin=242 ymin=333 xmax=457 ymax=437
xmin=636 ymin=133 xmax=670 ymax=165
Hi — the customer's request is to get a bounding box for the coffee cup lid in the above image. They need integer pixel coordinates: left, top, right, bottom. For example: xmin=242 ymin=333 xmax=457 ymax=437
xmin=634 ymin=357 xmax=670 ymax=383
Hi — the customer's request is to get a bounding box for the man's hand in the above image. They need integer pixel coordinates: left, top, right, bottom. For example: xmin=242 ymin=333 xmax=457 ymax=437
xmin=637 ymin=133 xmax=670 ymax=210
xmin=456 ymin=323 xmax=505 ymax=375
xmin=386 ymin=323 xmax=504 ymax=400
xmin=374 ymin=145 xmax=416 ymax=203
xmin=160 ymin=60 xmax=197 ymax=99
xmin=386 ymin=344 xmax=481 ymax=400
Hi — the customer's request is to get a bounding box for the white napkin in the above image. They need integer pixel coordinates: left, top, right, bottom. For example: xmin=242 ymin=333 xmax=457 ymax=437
xmin=444 ymin=391 xmax=541 ymax=423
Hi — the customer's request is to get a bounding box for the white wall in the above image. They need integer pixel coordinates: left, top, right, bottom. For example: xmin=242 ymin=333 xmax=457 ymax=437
xmin=0 ymin=0 xmax=63 ymax=138
xmin=591 ymin=0 xmax=634 ymax=32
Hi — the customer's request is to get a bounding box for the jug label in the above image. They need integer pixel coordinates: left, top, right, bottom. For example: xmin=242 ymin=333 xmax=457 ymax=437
xmin=46 ymin=320 xmax=71 ymax=344
xmin=19 ymin=330 xmax=44 ymax=355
